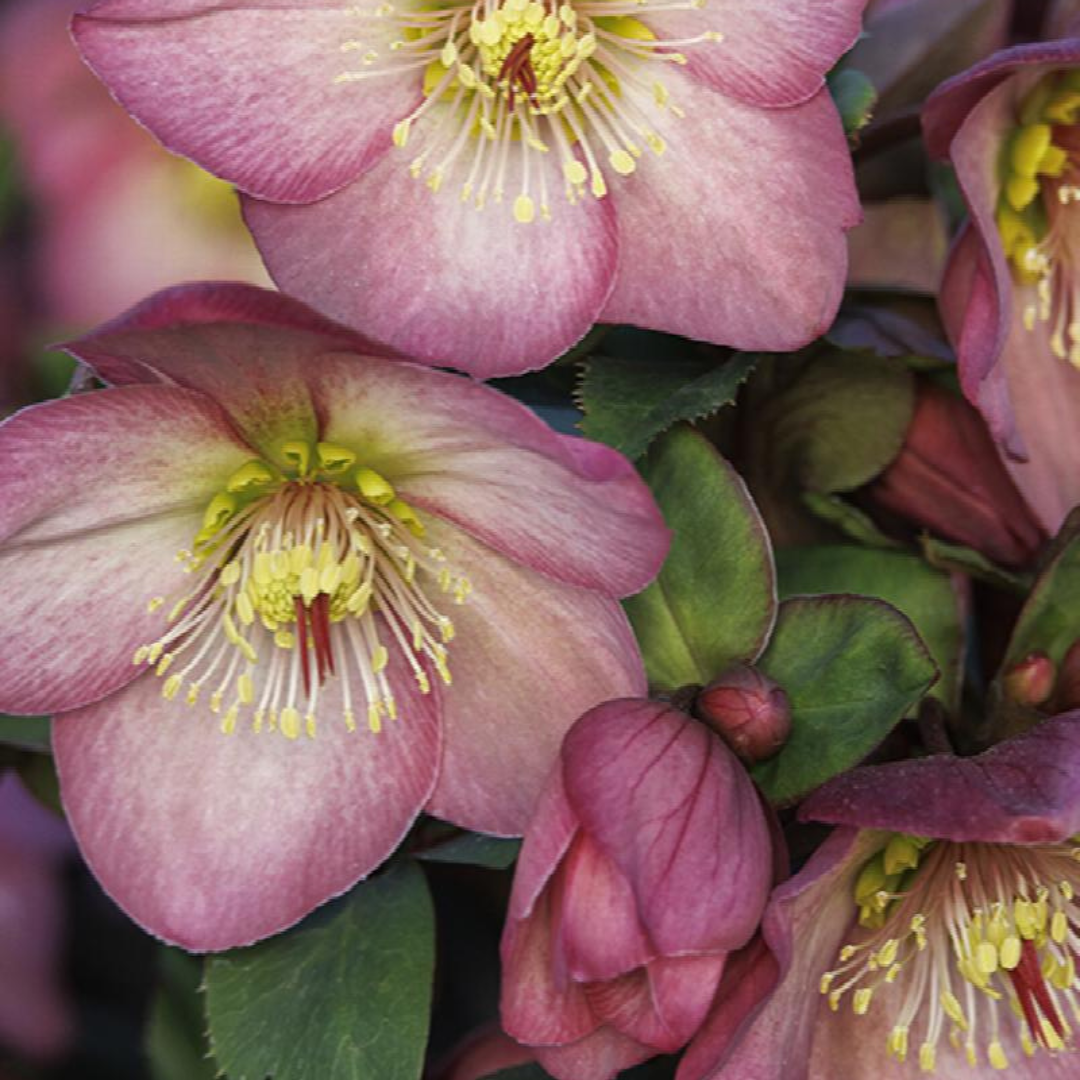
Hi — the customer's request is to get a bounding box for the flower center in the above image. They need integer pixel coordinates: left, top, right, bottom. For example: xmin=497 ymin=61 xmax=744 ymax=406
xmin=135 ymin=440 xmax=469 ymax=740
xmin=995 ymin=69 xmax=1080 ymax=367
xmin=821 ymin=833 xmax=1080 ymax=1072
xmin=335 ymin=0 xmax=722 ymax=221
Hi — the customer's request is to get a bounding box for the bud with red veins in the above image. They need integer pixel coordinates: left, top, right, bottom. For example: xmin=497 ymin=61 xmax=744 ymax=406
xmin=695 ymin=664 xmax=792 ymax=764
xmin=1002 ymin=651 xmax=1057 ymax=706
xmin=865 ymin=380 xmax=1047 ymax=567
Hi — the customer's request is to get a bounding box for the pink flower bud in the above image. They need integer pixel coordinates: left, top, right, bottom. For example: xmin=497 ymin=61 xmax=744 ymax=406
xmin=1001 ymin=652 xmax=1056 ymax=707
xmin=865 ymin=381 xmax=1046 ymax=567
xmin=695 ymin=664 xmax=792 ymax=763
xmin=500 ymin=699 xmax=773 ymax=1080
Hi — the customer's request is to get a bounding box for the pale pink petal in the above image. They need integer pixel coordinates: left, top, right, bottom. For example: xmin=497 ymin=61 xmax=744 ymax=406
xmin=243 ymin=146 xmax=619 ymax=377
xmin=54 ymin=659 xmax=441 ymax=951
xmin=501 ymin=889 xmax=598 ymax=1046
xmin=306 ymin=354 xmax=668 ymax=596
xmin=601 ymin=75 xmax=858 ymax=351
xmin=536 ymin=1025 xmax=654 ymax=1080
xmin=422 ymin=522 xmax=646 ymax=835
xmin=552 ymin=832 xmax=653 ymax=982
xmin=0 ymin=387 xmax=251 ymax=714
xmin=643 ymin=0 xmax=864 ymax=107
xmin=562 ymin=700 xmax=772 ymax=956
xmin=584 ymin=972 xmax=674 ymax=1049
xmin=647 ymin=953 xmax=727 ymax=1047
xmin=73 ymin=0 xmax=420 ymax=202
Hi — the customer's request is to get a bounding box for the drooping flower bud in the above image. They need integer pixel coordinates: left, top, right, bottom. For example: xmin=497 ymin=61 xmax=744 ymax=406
xmin=864 ymin=380 xmax=1047 ymax=567
xmin=1001 ymin=651 xmax=1056 ymax=706
xmin=695 ymin=663 xmax=792 ymax=764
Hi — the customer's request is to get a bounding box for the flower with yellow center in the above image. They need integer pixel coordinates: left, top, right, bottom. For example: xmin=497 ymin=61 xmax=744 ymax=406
xmin=74 ymin=0 xmax=865 ymax=376
xmin=678 ymin=713 xmax=1080 ymax=1080
xmin=0 ymin=283 xmax=668 ymax=951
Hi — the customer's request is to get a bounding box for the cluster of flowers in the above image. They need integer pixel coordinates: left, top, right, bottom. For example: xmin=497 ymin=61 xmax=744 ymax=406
xmin=4 ymin=0 xmax=1080 ymax=1078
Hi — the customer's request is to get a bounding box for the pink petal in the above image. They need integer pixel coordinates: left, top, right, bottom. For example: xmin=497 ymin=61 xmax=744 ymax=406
xmin=421 ymin=522 xmax=646 ymax=835
xmin=680 ymin=830 xmax=871 ymax=1080
xmin=438 ymin=1025 xmax=535 ymax=1080
xmin=535 ymin=1025 xmax=654 ymax=1080
xmin=562 ymin=700 xmax=772 ymax=956
xmin=501 ymin=889 xmax=598 ymax=1047
xmin=584 ymin=971 xmax=675 ymax=1049
xmin=243 ymin=146 xmax=619 ymax=377
xmin=647 ymin=953 xmax=728 ymax=1047
xmin=801 ymin=712 xmax=1080 ymax=844
xmin=600 ymin=75 xmax=858 ymax=351
xmin=0 ymin=386 xmax=250 ymax=714
xmin=73 ymin=0 xmax=420 ymax=203
xmin=306 ymin=354 xmax=668 ymax=596
xmin=53 ymin=657 xmax=442 ymax=951
xmin=552 ymin=832 xmax=653 ymax=982
xmin=643 ymin=0 xmax=864 ymax=107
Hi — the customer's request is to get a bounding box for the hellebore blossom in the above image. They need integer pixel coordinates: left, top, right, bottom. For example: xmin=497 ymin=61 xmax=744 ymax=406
xmin=0 ymin=283 xmax=668 ymax=951
xmin=925 ymin=40 xmax=1080 ymax=533
xmin=500 ymin=699 xmax=773 ymax=1080
xmin=685 ymin=714 xmax=1080 ymax=1080
xmin=72 ymin=0 xmax=864 ymax=377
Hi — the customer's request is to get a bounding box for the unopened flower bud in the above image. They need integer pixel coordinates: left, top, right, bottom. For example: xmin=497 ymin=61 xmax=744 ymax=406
xmin=695 ymin=664 xmax=792 ymax=763
xmin=1055 ymin=640 xmax=1080 ymax=712
xmin=1002 ymin=651 xmax=1056 ymax=706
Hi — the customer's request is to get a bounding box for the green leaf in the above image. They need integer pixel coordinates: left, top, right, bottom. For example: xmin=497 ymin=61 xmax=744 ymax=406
xmin=918 ymin=535 xmax=1029 ymax=595
xmin=578 ymin=352 xmax=758 ymax=460
xmin=0 ymin=715 xmax=51 ymax=751
xmin=777 ymin=547 xmax=963 ymax=712
xmin=752 ymin=596 xmax=938 ymax=804
xmin=801 ymin=492 xmax=900 ymax=549
xmin=1004 ymin=533 xmax=1080 ymax=668
xmin=625 ymin=428 xmax=775 ymax=692
xmin=828 ymin=68 xmax=877 ymax=136
xmin=146 ymin=950 xmax=217 ymax=1080
xmin=206 ymin=861 xmax=434 ymax=1080
xmin=415 ymin=831 xmax=521 ymax=869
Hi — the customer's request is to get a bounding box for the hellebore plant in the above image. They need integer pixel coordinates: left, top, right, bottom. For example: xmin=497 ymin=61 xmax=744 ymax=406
xmin=500 ymin=698 xmax=773 ymax=1080
xmin=925 ymin=39 xmax=1080 ymax=533
xmin=73 ymin=0 xmax=864 ymax=376
xmin=685 ymin=714 xmax=1080 ymax=1080
xmin=0 ymin=283 xmax=668 ymax=951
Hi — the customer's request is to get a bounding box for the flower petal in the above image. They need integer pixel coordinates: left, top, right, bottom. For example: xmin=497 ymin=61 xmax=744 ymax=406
xmin=73 ymin=0 xmax=420 ymax=202
xmin=536 ymin=1025 xmax=654 ymax=1080
xmin=584 ymin=971 xmax=675 ymax=1050
xmin=643 ymin=0 xmax=863 ymax=107
xmin=53 ymin=658 xmax=441 ymax=951
xmin=647 ymin=953 xmax=728 ymax=1048
xmin=0 ymin=386 xmax=250 ymax=714
xmin=242 ymin=146 xmax=619 ymax=377
xmin=562 ymin=700 xmax=772 ymax=956
xmin=421 ymin=523 xmax=646 ymax=835
xmin=600 ymin=75 xmax=858 ymax=352
xmin=801 ymin=712 xmax=1080 ymax=844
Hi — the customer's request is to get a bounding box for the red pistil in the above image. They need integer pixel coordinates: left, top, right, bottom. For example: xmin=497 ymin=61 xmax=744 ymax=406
xmin=294 ymin=595 xmax=336 ymax=698
xmin=498 ymin=33 xmax=537 ymax=112
xmin=295 ymin=596 xmax=311 ymax=699
xmin=1008 ymin=938 xmax=1067 ymax=1045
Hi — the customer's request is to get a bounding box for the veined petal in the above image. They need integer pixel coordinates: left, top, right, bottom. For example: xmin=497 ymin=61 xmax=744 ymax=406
xmin=53 ymin=655 xmax=442 ymax=951
xmin=0 ymin=386 xmax=251 ymax=714
xmin=648 ymin=953 xmax=728 ymax=1049
xmin=600 ymin=76 xmax=858 ymax=352
xmin=801 ymin=712 xmax=1080 ymax=844
xmin=73 ymin=0 xmax=420 ymax=203
xmin=643 ymin=0 xmax=864 ymax=107
xmin=536 ymin=1025 xmax=654 ymax=1080
xmin=562 ymin=700 xmax=772 ymax=956
xmin=306 ymin=354 xmax=667 ymax=596
xmin=421 ymin=522 xmax=646 ymax=836
xmin=242 ymin=146 xmax=619 ymax=378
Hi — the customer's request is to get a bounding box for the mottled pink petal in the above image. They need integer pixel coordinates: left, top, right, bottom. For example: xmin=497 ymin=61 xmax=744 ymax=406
xmin=422 ymin=522 xmax=646 ymax=835
xmin=643 ymin=0 xmax=864 ymax=107
xmin=0 ymin=387 xmax=250 ymax=714
xmin=562 ymin=700 xmax=772 ymax=956
xmin=54 ymin=657 xmax=441 ymax=951
xmin=552 ymin=832 xmax=653 ymax=982
xmin=584 ymin=971 xmax=674 ymax=1049
xmin=243 ymin=148 xmax=619 ymax=377
xmin=73 ymin=0 xmax=420 ymax=203
xmin=648 ymin=953 xmax=728 ymax=1048
xmin=536 ymin=1025 xmax=653 ymax=1080
xmin=601 ymin=75 xmax=858 ymax=351
xmin=801 ymin=712 xmax=1080 ymax=844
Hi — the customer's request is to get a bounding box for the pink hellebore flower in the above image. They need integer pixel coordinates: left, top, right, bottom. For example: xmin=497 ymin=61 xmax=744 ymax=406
xmin=684 ymin=713 xmax=1080 ymax=1080
xmin=500 ymin=699 xmax=773 ymax=1080
xmin=73 ymin=0 xmax=865 ymax=378
xmin=0 ymin=283 xmax=668 ymax=951
xmin=925 ymin=40 xmax=1080 ymax=533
